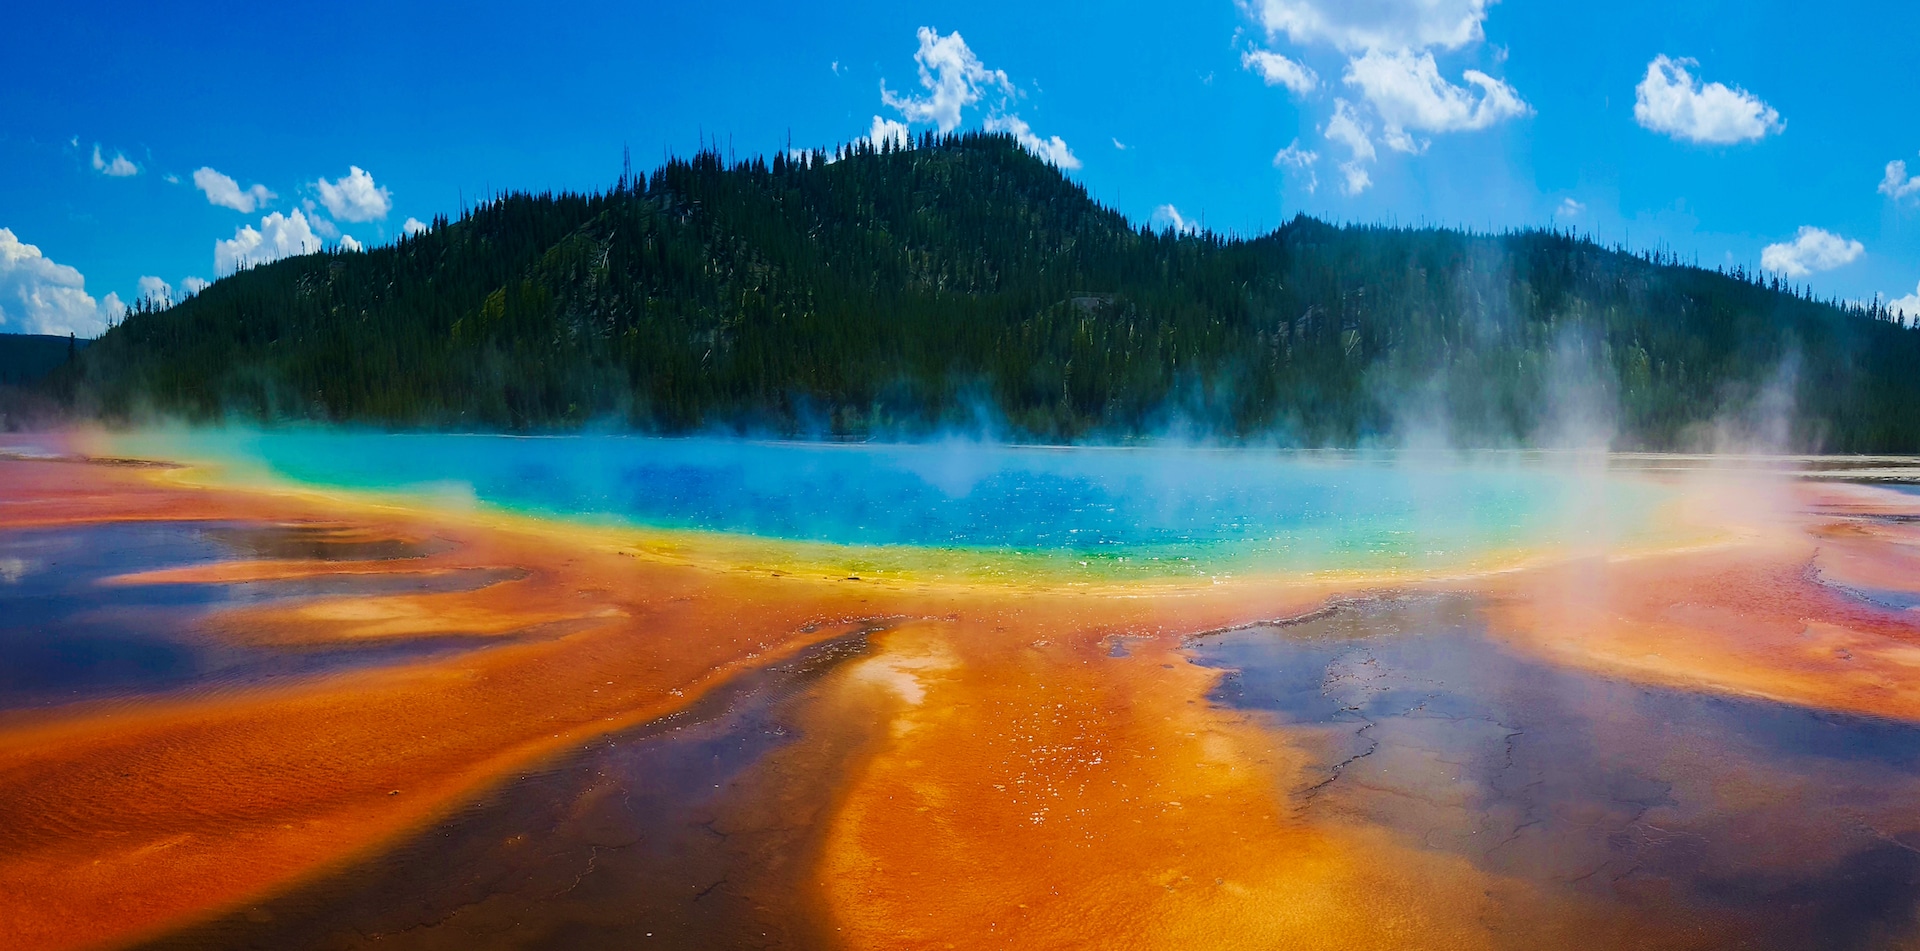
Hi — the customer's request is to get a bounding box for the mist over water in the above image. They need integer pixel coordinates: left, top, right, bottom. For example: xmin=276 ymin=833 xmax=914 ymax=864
xmin=103 ymin=431 xmax=1685 ymax=576
xmin=12 ymin=427 xmax=1920 ymax=951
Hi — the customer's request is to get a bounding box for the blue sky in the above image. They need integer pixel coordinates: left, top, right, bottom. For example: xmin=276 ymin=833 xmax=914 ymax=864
xmin=5 ymin=0 xmax=1920 ymax=337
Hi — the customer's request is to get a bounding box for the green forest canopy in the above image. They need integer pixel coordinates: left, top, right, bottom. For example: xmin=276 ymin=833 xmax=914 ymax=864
xmin=51 ymin=132 xmax=1920 ymax=451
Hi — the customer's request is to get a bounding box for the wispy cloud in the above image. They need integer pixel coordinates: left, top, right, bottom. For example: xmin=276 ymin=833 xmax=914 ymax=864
xmin=1323 ymin=99 xmax=1376 ymax=195
xmin=1246 ymin=0 xmax=1493 ymax=53
xmin=1151 ymin=204 xmax=1198 ymax=235
xmin=1241 ymin=48 xmax=1317 ymax=96
xmin=193 ymin=167 xmax=276 ymax=213
xmin=1880 ymin=156 xmax=1920 ymax=202
xmin=1272 ymin=139 xmax=1319 ymax=193
xmin=90 ymin=144 xmax=138 ymax=177
xmin=985 ymin=115 xmax=1080 ymax=170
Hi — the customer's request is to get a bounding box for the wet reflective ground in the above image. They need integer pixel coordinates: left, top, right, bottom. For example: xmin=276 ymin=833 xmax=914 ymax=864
xmin=8 ymin=441 xmax=1920 ymax=951
xmin=1193 ymin=598 xmax=1920 ymax=950
xmin=0 ymin=522 xmax=507 ymax=710
xmin=139 ymin=630 xmax=882 ymax=951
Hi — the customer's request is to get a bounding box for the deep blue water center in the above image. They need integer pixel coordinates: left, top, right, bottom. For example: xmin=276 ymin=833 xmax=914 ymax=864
xmin=135 ymin=433 xmax=1668 ymax=570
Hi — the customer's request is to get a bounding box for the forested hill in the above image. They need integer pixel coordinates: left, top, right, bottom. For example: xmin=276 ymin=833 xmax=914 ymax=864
xmin=0 ymin=333 xmax=84 ymax=387
xmin=52 ymin=132 xmax=1920 ymax=450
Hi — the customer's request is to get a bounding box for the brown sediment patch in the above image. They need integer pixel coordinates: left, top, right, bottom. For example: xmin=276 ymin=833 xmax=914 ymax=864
xmin=192 ymin=522 xmax=446 ymax=561
xmin=0 ymin=445 xmax=184 ymax=469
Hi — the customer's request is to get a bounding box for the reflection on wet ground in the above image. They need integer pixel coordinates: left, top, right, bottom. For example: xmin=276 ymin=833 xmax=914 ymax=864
xmin=0 ymin=522 xmax=510 ymax=710
xmin=197 ymin=522 xmax=449 ymax=562
xmin=1191 ymin=597 xmax=1920 ymax=950
xmin=140 ymin=630 xmax=879 ymax=951
xmin=12 ymin=444 xmax=1920 ymax=951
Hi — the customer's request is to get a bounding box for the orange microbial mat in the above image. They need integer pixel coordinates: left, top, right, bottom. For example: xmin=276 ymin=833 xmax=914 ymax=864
xmin=4 ymin=434 xmax=1920 ymax=950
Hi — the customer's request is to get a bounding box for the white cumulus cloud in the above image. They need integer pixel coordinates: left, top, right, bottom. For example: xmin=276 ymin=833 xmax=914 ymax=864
xmin=1880 ymin=157 xmax=1920 ymax=202
xmin=314 ymin=166 xmax=392 ymax=222
xmin=1241 ymin=1 xmax=1518 ymax=196
xmin=215 ymin=209 xmax=324 ymax=276
xmin=880 ymin=27 xmax=1013 ymax=133
xmin=338 ymin=235 xmax=363 ymax=252
xmin=402 ymin=217 xmax=429 ymax=236
xmin=1248 ymin=0 xmax=1494 ymax=53
xmin=1242 ymin=48 xmax=1318 ymax=96
xmin=1634 ymin=56 xmax=1781 ymax=145
xmin=1889 ymin=281 xmax=1920 ymax=324
xmin=1273 ymin=139 xmax=1320 ymax=193
xmin=136 ymin=276 xmax=173 ymax=306
xmin=1344 ymin=48 xmax=1529 ymax=152
xmin=1151 ymin=204 xmax=1198 ymax=235
xmin=1760 ymin=226 xmax=1863 ymax=278
xmin=91 ymin=144 xmax=138 ymax=177
xmin=870 ymin=28 xmax=1079 ymax=172
xmin=181 ymin=276 xmax=210 ymax=296
xmin=0 ymin=228 xmax=123 ymax=337
xmin=192 ymin=167 xmax=276 ymax=213
xmin=984 ymin=115 xmax=1081 ymax=169
xmin=869 ymin=115 xmax=914 ymax=150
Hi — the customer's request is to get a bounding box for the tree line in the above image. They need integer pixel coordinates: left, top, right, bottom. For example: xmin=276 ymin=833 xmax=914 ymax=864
xmin=49 ymin=132 xmax=1920 ymax=450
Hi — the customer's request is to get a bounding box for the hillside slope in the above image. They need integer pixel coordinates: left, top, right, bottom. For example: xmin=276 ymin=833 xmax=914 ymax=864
xmin=1 ymin=333 xmax=83 ymax=387
xmin=56 ymin=133 xmax=1920 ymax=450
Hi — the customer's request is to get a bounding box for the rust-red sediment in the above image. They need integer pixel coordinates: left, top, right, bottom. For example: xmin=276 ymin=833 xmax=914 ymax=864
xmin=3 ymin=453 xmax=1919 ymax=950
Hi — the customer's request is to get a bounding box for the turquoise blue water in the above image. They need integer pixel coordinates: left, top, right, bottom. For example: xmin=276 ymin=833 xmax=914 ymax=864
xmin=102 ymin=433 xmax=1673 ymax=575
